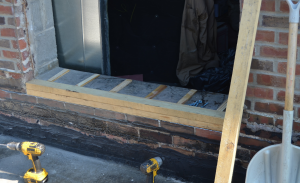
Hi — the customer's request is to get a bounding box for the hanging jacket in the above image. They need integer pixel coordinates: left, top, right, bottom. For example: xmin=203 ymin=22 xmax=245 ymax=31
xmin=177 ymin=0 xmax=219 ymax=86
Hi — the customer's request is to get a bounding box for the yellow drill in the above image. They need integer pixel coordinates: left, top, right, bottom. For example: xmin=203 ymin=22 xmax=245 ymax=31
xmin=5 ymin=142 xmax=48 ymax=183
xmin=140 ymin=157 xmax=163 ymax=183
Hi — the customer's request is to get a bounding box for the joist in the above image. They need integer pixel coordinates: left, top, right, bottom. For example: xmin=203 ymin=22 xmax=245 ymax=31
xmin=214 ymin=0 xmax=262 ymax=182
xmin=48 ymin=69 xmax=70 ymax=82
xmin=217 ymin=99 xmax=228 ymax=112
xmin=177 ymin=89 xmax=197 ymax=104
xmin=26 ymin=79 xmax=225 ymax=131
xmin=76 ymin=74 xmax=100 ymax=87
xmin=145 ymin=85 xmax=167 ymax=99
xmin=110 ymin=79 xmax=132 ymax=93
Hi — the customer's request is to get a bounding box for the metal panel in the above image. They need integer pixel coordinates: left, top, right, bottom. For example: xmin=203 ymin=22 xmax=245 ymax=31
xmin=81 ymin=0 xmax=103 ymax=73
xmin=51 ymin=0 xmax=110 ymax=75
xmin=52 ymin=0 xmax=84 ymax=70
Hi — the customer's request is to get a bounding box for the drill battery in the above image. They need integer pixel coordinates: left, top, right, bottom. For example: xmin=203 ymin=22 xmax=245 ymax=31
xmin=23 ymin=168 xmax=48 ymax=183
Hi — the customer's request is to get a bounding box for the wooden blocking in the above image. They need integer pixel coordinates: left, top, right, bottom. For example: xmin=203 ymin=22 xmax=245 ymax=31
xmin=26 ymin=79 xmax=225 ymax=131
xmin=214 ymin=0 xmax=262 ymax=182
xmin=177 ymin=89 xmax=197 ymax=104
xmin=217 ymin=99 xmax=228 ymax=112
xmin=145 ymin=85 xmax=167 ymax=99
xmin=76 ymin=74 xmax=100 ymax=87
xmin=48 ymin=69 xmax=70 ymax=82
xmin=110 ymin=79 xmax=132 ymax=93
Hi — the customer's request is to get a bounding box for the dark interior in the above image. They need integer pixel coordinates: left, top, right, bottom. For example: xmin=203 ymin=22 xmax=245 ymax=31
xmin=108 ymin=0 xmax=240 ymax=92
xmin=108 ymin=0 xmax=185 ymax=84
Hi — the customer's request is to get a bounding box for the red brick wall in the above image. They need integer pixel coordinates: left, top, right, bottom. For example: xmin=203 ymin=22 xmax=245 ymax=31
xmin=0 ymin=0 xmax=33 ymax=92
xmin=241 ymin=0 xmax=300 ymax=146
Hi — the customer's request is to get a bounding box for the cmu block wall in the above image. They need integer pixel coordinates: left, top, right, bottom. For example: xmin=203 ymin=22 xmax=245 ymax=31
xmin=25 ymin=0 xmax=58 ymax=75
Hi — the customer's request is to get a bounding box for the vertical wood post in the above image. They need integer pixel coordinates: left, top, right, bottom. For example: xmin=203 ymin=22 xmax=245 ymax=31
xmin=214 ymin=0 xmax=262 ymax=182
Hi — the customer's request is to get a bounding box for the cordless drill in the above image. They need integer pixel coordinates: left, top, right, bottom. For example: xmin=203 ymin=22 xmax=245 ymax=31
xmin=140 ymin=157 xmax=163 ymax=183
xmin=6 ymin=142 xmax=48 ymax=183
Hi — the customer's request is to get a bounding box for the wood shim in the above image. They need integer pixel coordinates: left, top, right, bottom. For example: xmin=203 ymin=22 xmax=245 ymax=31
xmin=110 ymin=79 xmax=132 ymax=93
xmin=177 ymin=89 xmax=197 ymax=104
xmin=26 ymin=79 xmax=225 ymax=131
xmin=145 ymin=85 xmax=167 ymax=99
xmin=76 ymin=74 xmax=100 ymax=87
xmin=217 ymin=99 xmax=228 ymax=112
xmin=48 ymin=69 xmax=70 ymax=82
xmin=214 ymin=0 xmax=262 ymax=182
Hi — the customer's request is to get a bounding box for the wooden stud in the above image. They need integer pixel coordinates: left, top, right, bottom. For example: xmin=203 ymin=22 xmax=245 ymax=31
xmin=145 ymin=85 xmax=167 ymax=99
xmin=30 ymin=89 xmax=224 ymax=131
xmin=48 ymin=69 xmax=70 ymax=82
xmin=214 ymin=0 xmax=262 ymax=182
xmin=110 ymin=79 xmax=132 ymax=93
xmin=177 ymin=89 xmax=197 ymax=104
xmin=217 ymin=99 xmax=228 ymax=112
xmin=26 ymin=79 xmax=225 ymax=131
xmin=76 ymin=74 xmax=100 ymax=87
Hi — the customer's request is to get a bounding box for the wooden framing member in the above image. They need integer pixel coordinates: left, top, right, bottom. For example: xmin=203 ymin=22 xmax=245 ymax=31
xmin=48 ymin=69 xmax=70 ymax=82
xmin=145 ymin=85 xmax=167 ymax=99
xmin=110 ymin=79 xmax=132 ymax=93
xmin=26 ymin=79 xmax=225 ymax=131
xmin=214 ymin=0 xmax=262 ymax=182
xmin=76 ymin=74 xmax=100 ymax=87
xmin=177 ymin=89 xmax=197 ymax=104
xmin=217 ymin=99 xmax=228 ymax=112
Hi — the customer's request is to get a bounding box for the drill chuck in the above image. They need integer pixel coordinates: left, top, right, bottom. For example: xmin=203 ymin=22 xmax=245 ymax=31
xmin=6 ymin=142 xmax=21 ymax=151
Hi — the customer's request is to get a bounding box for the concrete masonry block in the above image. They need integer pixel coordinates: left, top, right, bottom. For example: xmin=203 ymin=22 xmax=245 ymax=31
xmin=35 ymin=59 xmax=59 ymax=76
xmin=41 ymin=0 xmax=54 ymax=29
xmin=28 ymin=0 xmax=43 ymax=32
xmin=34 ymin=28 xmax=57 ymax=67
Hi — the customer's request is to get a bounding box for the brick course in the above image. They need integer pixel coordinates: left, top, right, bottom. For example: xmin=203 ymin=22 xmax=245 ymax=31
xmin=0 ymin=16 xmax=4 ymax=24
xmin=246 ymin=87 xmax=273 ymax=100
xmin=251 ymin=59 xmax=273 ymax=72
xmin=261 ymin=0 xmax=275 ymax=12
xmin=0 ymin=5 xmax=12 ymax=15
xmin=257 ymin=74 xmax=286 ymax=88
xmin=1 ymin=28 xmax=15 ymax=37
xmin=260 ymin=46 xmax=287 ymax=59
xmin=255 ymin=30 xmax=274 ymax=42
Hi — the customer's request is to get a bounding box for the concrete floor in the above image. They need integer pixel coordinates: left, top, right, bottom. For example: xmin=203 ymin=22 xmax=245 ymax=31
xmin=0 ymin=135 xmax=187 ymax=183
